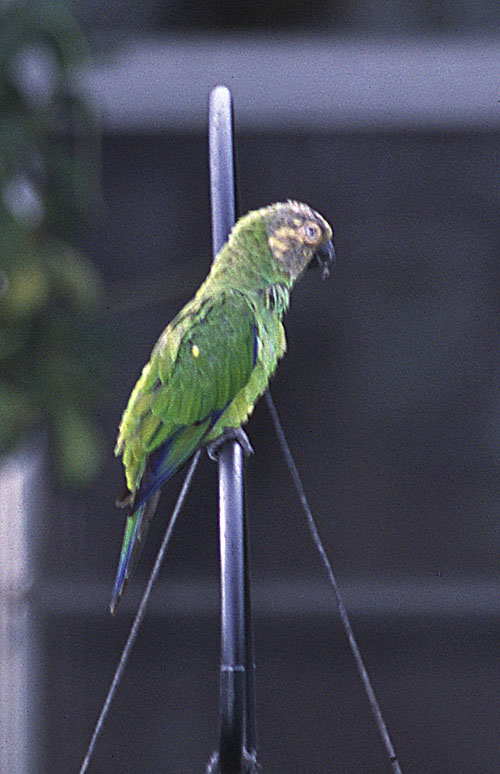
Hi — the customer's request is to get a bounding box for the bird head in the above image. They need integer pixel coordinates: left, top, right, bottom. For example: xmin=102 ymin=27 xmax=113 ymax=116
xmin=264 ymin=200 xmax=335 ymax=281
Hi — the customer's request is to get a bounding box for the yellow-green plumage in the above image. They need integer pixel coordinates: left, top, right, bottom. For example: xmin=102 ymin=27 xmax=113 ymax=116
xmin=110 ymin=201 xmax=334 ymax=613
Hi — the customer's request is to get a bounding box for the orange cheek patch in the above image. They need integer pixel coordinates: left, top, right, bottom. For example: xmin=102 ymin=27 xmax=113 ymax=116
xmin=268 ymin=235 xmax=288 ymax=254
xmin=275 ymin=226 xmax=300 ymax=242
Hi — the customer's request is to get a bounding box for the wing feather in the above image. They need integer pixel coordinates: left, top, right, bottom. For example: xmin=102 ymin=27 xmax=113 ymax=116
xmin=111 ymin=291 xmax=258 ymax=612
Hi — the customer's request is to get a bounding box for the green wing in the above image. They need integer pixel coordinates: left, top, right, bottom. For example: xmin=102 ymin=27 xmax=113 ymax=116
xmin=110 ymin=291 xmax=258 ymax=612
xmin=118 ymin=290 xmax=258 ymax=497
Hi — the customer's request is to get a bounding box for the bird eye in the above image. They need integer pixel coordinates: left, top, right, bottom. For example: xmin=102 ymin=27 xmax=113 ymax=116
xmin=302 ymin=221 xmax=322 ymax=244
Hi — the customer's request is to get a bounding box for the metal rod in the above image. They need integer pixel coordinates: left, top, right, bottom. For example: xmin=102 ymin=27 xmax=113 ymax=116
xmin=243 ymin=505 xmax=257 ymax=757
xmin=218 ymin=442 xmax=246 ymax=773
xmin=79 ymin=451 xmax=202 ymax=774
xmin=265 ymin=390 xmax=404 ymax=774
xmin=208 ymin=84 xmax=253 ymax=774
xmin=209 ymin=85 xmax=236 ymax=257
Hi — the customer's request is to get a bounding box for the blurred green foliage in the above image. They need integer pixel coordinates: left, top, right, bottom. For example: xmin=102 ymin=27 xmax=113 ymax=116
xmin=0 ymin=0 xmax=105 ymax=485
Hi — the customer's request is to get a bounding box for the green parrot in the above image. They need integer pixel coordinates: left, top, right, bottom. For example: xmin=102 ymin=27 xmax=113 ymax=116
xmin=110 ymin=200 xmax=334 ymax=614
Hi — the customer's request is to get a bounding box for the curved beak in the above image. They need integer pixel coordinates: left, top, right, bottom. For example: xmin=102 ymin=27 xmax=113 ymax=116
xmin=314 ymin=239 xmax=336 ymax=279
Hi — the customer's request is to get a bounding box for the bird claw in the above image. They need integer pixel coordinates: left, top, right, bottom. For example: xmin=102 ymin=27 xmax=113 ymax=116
xmin=115 ymin=489 xmax=132 ymax=509
xmin=206 ymin=428 xmax=254 ymax=462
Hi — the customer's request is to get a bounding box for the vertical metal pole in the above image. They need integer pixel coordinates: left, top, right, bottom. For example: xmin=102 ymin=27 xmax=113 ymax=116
xmin=217 ymin=442 xmax=246 ymax=773
xmin=208 ymin=85 xmax=247 ymax=774
xmin=209 ymin=85 xmax=236 ymax=261
xmin=243 ymin=503 xmax=257 ymax=759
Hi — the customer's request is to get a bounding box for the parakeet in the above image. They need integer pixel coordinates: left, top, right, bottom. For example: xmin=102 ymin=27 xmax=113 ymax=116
xmin=110 ymin=200 xmax=334 ymax=614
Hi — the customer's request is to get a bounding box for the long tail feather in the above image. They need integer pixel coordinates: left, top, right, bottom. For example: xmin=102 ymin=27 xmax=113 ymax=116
xmin=110 ymin=413 xmax=225 ymax=614
xmin=110 ymin=490 xmax=161 ymax=615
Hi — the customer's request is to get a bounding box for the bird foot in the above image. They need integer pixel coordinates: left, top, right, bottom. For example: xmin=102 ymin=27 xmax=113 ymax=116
xmin=206 ymin=427 xmax=254 ymax=462
xmin=115 ymin=488 xmax=132 ymax=509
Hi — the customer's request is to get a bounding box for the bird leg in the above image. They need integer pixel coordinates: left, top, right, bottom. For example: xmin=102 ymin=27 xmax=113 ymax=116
xmin=115 ymin=488 xmax=132 ymax=509
xmin=206 ymin=427 xmax=254 ymax=462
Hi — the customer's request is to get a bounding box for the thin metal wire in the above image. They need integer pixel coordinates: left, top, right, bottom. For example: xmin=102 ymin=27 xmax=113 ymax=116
xmin=78 ymin=450 xmax=202 ymax=774
xmin=265 ymin=390 xmax=404 ymax=774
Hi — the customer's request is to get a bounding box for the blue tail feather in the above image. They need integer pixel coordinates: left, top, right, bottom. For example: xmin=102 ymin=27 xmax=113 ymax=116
xmin=110 ymin=403 xmax=232 ymax=614
xmin=110 ymin=491 xmax=160 ymax=615
xmin=110 ymin=506 xmax=144 ymax=614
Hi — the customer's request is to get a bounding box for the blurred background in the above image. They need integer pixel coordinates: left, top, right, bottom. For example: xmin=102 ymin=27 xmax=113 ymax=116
xmin=1 ymin=1 xmax=500 ymax=772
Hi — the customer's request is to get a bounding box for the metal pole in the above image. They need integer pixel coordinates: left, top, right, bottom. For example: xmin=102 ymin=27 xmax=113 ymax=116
xmin=209 ymin=86 xmax=236 ymax=260
xmin=208 ymin=85 xmax=251 ymax=774
xmin=243 ymin=500 xmax=257 ymax=759
xmin=217 ymin=442 xmax=246 ymax=773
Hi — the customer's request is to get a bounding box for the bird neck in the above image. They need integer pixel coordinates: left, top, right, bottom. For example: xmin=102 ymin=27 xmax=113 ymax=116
xmin=203 ymin=217 xmax=294 ymax=298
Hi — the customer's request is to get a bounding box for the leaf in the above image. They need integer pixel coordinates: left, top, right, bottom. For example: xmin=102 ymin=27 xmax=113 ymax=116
xmin=54 ymin=404 xmax=104 ymax=486
xmin=0 ymin=380 xmax=38 ymax=451
xmin=45 ymin=241 xmax=103 ymax=311
xmin=1 ymin=261 xmax=49 ymax=317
